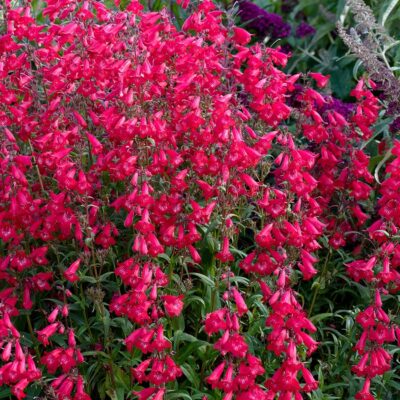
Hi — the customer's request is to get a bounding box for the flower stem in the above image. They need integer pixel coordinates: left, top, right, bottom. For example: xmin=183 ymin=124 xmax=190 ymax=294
xmin=309 ymin=250 xmax=331 ymax=316
xmin=28 ymin=139 xmax=45 ymax=194
xmin=26 ymin=314 xmax=41 ymax=359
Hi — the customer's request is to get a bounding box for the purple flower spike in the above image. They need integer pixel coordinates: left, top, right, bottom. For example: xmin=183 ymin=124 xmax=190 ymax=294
xmin=238 ymin=0 xmax=291 ymax=39
xmin=295 ymin=21 xmax=316 ymax=38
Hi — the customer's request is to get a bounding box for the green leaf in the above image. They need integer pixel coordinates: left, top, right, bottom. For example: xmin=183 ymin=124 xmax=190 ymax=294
xmin=331 ymin=68 xmax=354 ymax=99
xmin=176 ymin=341 xmax=210 ymax=364
xmin=310 ymin=313 xmax=334 ymax=323
xmin=106 ymin=387 xmax=125 ymax=400
xmin=152 ymin=0 xmax=164 ymax=11
xmin=0 ymin=388 xmax=11 ymax=399
xmin=81 ymin=275 xmax=98 ymax=284
xmin=167 ymin=391 xmax=193 ymax=400
xmin=191 ymin=272 xmax=215 ymax=288
xmin=180 ymin=363 xmax=201 ymax=389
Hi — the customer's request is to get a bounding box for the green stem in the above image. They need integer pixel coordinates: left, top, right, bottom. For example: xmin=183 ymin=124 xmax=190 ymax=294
xmin=97 ymin=302 xmax=117 ymax=392
xmin=380 ymin=0 xmax=400 ymax=26
xmin=28 ymin=139 xmax=45 ymax=194
xmin=210 ymin=257 xmax=218 ymax=312
xmin=26 ymin=314 xmax=41 ymax=359
xmin=80 ymin=284 xmax=94 ymax=342
xmin=309 ymin=250 xmax=331 ymax=316
xmin=169 ymin=255 xmax=175 ymax=284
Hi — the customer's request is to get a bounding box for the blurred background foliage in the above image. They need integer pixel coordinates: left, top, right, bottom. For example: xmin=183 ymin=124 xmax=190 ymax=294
xmin=245 ymin=0 xmax=400 ymax=96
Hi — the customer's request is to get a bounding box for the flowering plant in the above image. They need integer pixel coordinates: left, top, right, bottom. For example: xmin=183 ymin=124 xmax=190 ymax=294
xmin=0 ymin=0 xmax=399 ymax=399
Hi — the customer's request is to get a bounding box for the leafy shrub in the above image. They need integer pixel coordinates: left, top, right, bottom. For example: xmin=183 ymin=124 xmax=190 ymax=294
xmin=0 ymin=1 xmax=399 ymax=400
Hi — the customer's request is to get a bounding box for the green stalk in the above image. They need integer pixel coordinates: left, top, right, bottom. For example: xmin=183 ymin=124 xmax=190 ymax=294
xmin=80 ymin=284 xmax=94 ymax=342
xmin=26 ymin=314 xmax=41 ymax=359
xmin=309 ymin=250 xmax=331 ymax=316
xmin=28 ymin=139 xmax=45 ymax=194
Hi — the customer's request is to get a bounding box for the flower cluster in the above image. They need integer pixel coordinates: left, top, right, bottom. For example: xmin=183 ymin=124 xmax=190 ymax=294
xmin=112 ymin=260 xmax=183 ymax=396
xmin=347 ymin=141 xmax=400 ymax=399
xmin=238 ymin=0 xmax=291 ymax=39
xmin=237 ymin=0 xmax=316 ymax=42
xmin=0 ymin=0 xmax=395 ymax=399
xmin=205 ymin=282 xmax=267 ymax=399
xmin=0 ymin=313 xmax=41 ymax=399
xmin=295 ymin=21 xmax=316 ymax=38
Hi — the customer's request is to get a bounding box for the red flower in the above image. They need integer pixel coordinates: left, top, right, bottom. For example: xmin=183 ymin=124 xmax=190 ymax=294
xmin=309 ymin=73 xmax=330 ymax=88
xmin=162 ymin=295 xmax=184 ymax=317
xmin=63 ymin=259 xmax=81 ymax=283
xmin=231 ymin=287 xmax=248 ymax=316
xmin=216 ymin=237 xmax=234 ymax=263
